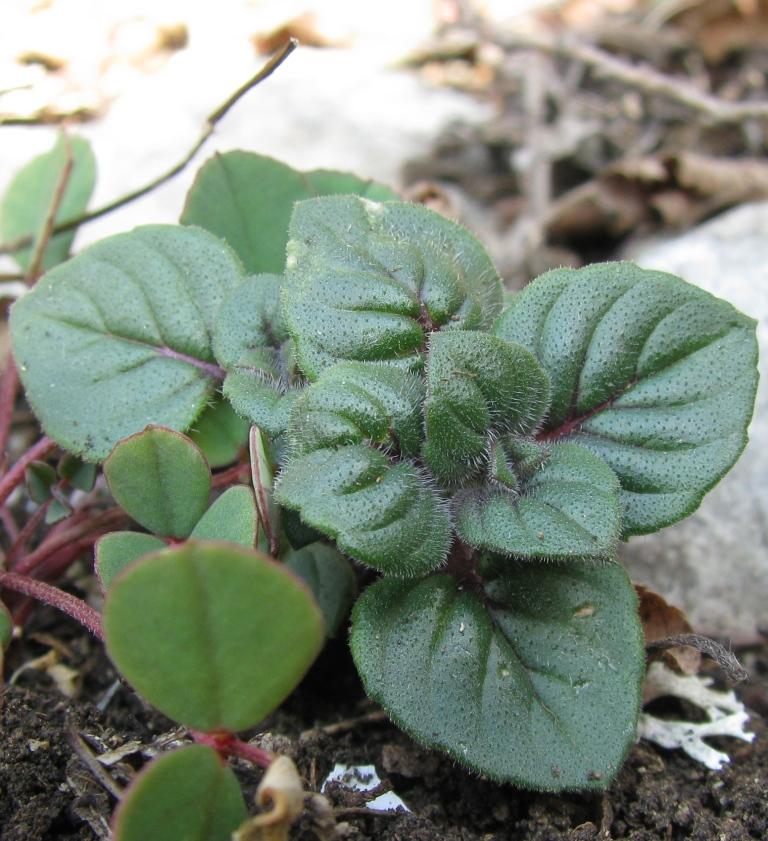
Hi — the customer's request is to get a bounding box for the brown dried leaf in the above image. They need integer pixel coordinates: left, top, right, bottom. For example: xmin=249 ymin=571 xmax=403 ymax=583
xmin=636 ymin=585 xmax=702 ymax=675
xmin=670 ymin=151 xmax=768 ymax=202
xmin=234 ymin=756 xmax=305 ymax=841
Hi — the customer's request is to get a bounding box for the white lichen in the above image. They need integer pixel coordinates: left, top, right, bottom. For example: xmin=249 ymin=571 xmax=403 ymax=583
xmin=638 ymin=661 xmax=755 ymax=770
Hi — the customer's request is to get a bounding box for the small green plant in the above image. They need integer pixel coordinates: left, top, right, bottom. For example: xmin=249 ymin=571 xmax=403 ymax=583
xmin=0 ymin=75 xmax=758 ymax=837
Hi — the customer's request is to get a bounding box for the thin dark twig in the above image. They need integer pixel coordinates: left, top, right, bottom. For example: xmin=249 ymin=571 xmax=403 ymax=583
xmin=646 ymin=634 xmax=749 ymax=682
xmin=25 ymin=131 xmax=74 ymax=284
xmin=0 ymin=39 xmax=299 ymax=258
xmin=67 ymin=725 xmax=124 ymax=799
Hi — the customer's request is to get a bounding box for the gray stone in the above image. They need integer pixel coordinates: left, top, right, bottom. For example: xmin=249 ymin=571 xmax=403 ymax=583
xmin=621 ymin=202 xmax=768 ymax=641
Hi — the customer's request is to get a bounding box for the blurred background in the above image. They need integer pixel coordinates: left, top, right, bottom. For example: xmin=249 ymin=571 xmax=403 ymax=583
xmin=1 ymin=0 xmax=767 ymax=639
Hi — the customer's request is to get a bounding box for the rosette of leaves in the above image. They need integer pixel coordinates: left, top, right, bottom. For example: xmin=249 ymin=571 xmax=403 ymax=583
xmin=9 ymin=178 xmax=758 ymax=793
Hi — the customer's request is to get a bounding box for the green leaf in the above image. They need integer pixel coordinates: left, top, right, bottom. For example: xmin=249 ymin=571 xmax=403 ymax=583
xmin=25 ymin=460 xmax=56 ymax=503
xmin=96 ymin=531 xmax=167 ymax=590
xmin=112 ymin=745 xmax=247 ymax=841
xmin=276 ymin=444 xmax=451 ymax=577
xmin=214 ymin=273 xmax=296 ymax=437
xmin=494 ymin=262 xmax=759 ymax=535
xmin=10 ymin=225 xmax=243 ymax=461
xmin=0 ymin=134 xmax=96 ymax=272
xmin=58 ymin=453 xmax=97 ymax=492
xmin=283 ymin=196 xmax=503 ymax=379
xmin=289 ymin=361 xmax=424 ymax=458
xmin=423 ymin=331 xmax=550 ymax=483
xmin=188 ymin=397 xmax=248 ymax=468
xmin=455 ymin=442 xmax=621 ymax=561
xmin=181 ymin=151 xmax=398 ymax=274
xmin=44 ymin=498 xmax=71 ymax=524
xmin=104 ymin=541 xmax=324 ymax=731
xmin=350 ymin=563 xmax=644 ymax=790
xmin=190 ymin=486 xmax=256 ymax=547
xmin=284 ymin=543 xmax=356 ymax=636
xmin=104 ymin=426 xmax=211 ymax=538
xmin=0 ymin=599 xmax=13 ymax=651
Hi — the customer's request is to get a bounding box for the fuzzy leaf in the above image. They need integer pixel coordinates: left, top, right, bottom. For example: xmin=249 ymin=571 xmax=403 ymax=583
xmin=350 ymin=563 xmax=644 ymax=790
xmin=104 ymin=542 xmax=324 ymax=732
xmin=284 ymin=543 xmax=356 ymax=636
xmin=275 ymin=444 xmax=451 ymax=577
xmin=188 ymin=397 xmax=249 ymax=468
xmin=0 ymin=134 xmax=96 ymax=272
xmin=181 ymin=151 xmax=397 ymax=274
xmin=214 ymin=273 xmax=296 ymax=437
xmin=190 ymin=486 xmax=257 ymax=547
xmin=10 ymin=225 xmax=243 ymax=460
xmin=112 ymin=745 xmax=247 ymax=841
xmin=423 ymin=331 xmax=550 ymax=483
xmin=283 ymin=196 xmax=503 ymax=379
xmin=104 ymin=427 xmax=211 ymax=538
xmin=455 ymin=442 xmax=621 ymax=561
xmin=494 ymin=262 xmax=759 ymax=535
xmin=289 ymin=361 xmax=424 ymax=457
xmin=96 ymin=531 xmax=166 ymax=590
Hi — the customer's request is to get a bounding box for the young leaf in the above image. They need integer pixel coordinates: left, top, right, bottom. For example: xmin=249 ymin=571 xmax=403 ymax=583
xmin=275 ymin=444 xmax=451 ymax=577
xmin=0 ymin=134 xmax=96 ymax=272
xmin=455 ymin=442 xmax=621 ymax=561
xmin=181 ymin=151 xmax=397 ymax=274
xmin=423 ymin=331 xmax=550 ymax=483
xmin=25 ymin=461 xmax=57 ymax=503
xmin=0 ymin=599 xmax=13 ymax=650
xmin=283 ymin=196 xmax=503 ymax=379
xmin=58 ymin=453 xmax=97 ymax=492
xmin=96 ymin=531 xmax=167 ymax=590
xmin=188 ymin=397 xmax=249 ymax=468
xmin=104 ymin=541 xmax=324 ymax=732
xmin=190 ymin=486 xmax=257 ymax=547
xmin=284 ymin=543 xmax=356 ymax=636
xmin=104 ymin=427 xmax=211 ymax=538
xmin=10 ymin=225 xmax=243 ymax=460
xmin=214 ymin=273 xmax=296 ymax=437
xmin=112 ymin=745 xmax=247 ymax=841
xmin=289 ymin=361 xmax=424 ymax=457
xmin=494 ymin=262 xmax=759 ymax=535
xmin=350 ymin=563 xmax=644 ymax=791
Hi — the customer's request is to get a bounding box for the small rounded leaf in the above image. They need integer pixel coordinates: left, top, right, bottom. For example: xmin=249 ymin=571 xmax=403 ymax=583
xmin=104 ymin=427 xmax=211 ymax=538
xmin=96 ymin=531 xmax=166 ymax=590
xmin=190 ymin=486 xmax=257 ymax=547
xmin=188 ymin=397 xmax=249 ymax=468
xmin=104 ymin=542 xmax=325 ymax=732
xmin=112 ymin=745 xmax=247 ymax=841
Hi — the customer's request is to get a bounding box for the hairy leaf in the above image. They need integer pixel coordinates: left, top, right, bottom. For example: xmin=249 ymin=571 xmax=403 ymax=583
xmin=455 ymin=442 xmax=620 ymax=560
xmin=494 ymin=262 xmax=759 ymax=534
xmin=190 ymin=486 xmax=257 ymax=547
xmin=289 ymin=361 xmax=424 ymax=457
xmin=423 ymin=331 xmax=550 ymax=483
xmin=284 ymin=543 xmax=356 ymax=636
xmin=276 ymin=444 xmax=451 ymax=577
xmin=0 ymin=134 xmax=96 ymax=272
xmin=283 ymin=196 xmax=503 ymax=379
xmin=104 ymin=542 xmax=324 ymax=732
xmin=11 ymin=225 xmax=243 ymax=460
xmin=350 ymin=563 xmax=644 ymax=790
xmin=96 ymin=531 xmax=166 ymax=590
xmin=181 ymin=151 xmax=397 ymax=273
xmin=112 ymin=745 xmax=247 ymax=841
xmin=104 ymin=426 xmax=211 ymax=538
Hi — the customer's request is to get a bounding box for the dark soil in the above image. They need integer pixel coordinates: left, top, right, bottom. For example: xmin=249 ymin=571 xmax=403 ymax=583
xmin=1 ymin=606 xmax=766 ymax=841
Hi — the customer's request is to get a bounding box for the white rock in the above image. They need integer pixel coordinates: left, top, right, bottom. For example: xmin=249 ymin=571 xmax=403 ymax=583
xmin=622 ymin=202 xmax=768 ymax=641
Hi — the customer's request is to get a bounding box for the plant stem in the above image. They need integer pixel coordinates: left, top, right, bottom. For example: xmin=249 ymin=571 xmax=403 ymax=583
xmin=211 ymin=461 xmax=250 ymax=487
xmin=190 ymin=730 xmax=273 ymax=768
xmin=0 ymin=570 xmax=103 ymax=639
xmin=0 ymin=39 xmax=300 ymax=258
xmin=0 ymin=358 xmax=20 ymax=459
xmin=0 ymin=436 xmax=56 ymax=507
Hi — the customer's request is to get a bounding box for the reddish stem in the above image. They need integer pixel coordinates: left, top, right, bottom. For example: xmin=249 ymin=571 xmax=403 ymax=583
xmin=211 ymin=461 xmax=250 ymax=488
xmin=7 ymin=501 xmax=49 ymax=566
xmin=0 ymin=569 xmax=103 ymax=640
xmin=190 ymin=730 xmax=273 ymax=768
xmin=0 ymin=436 xmax=57 ymax=507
